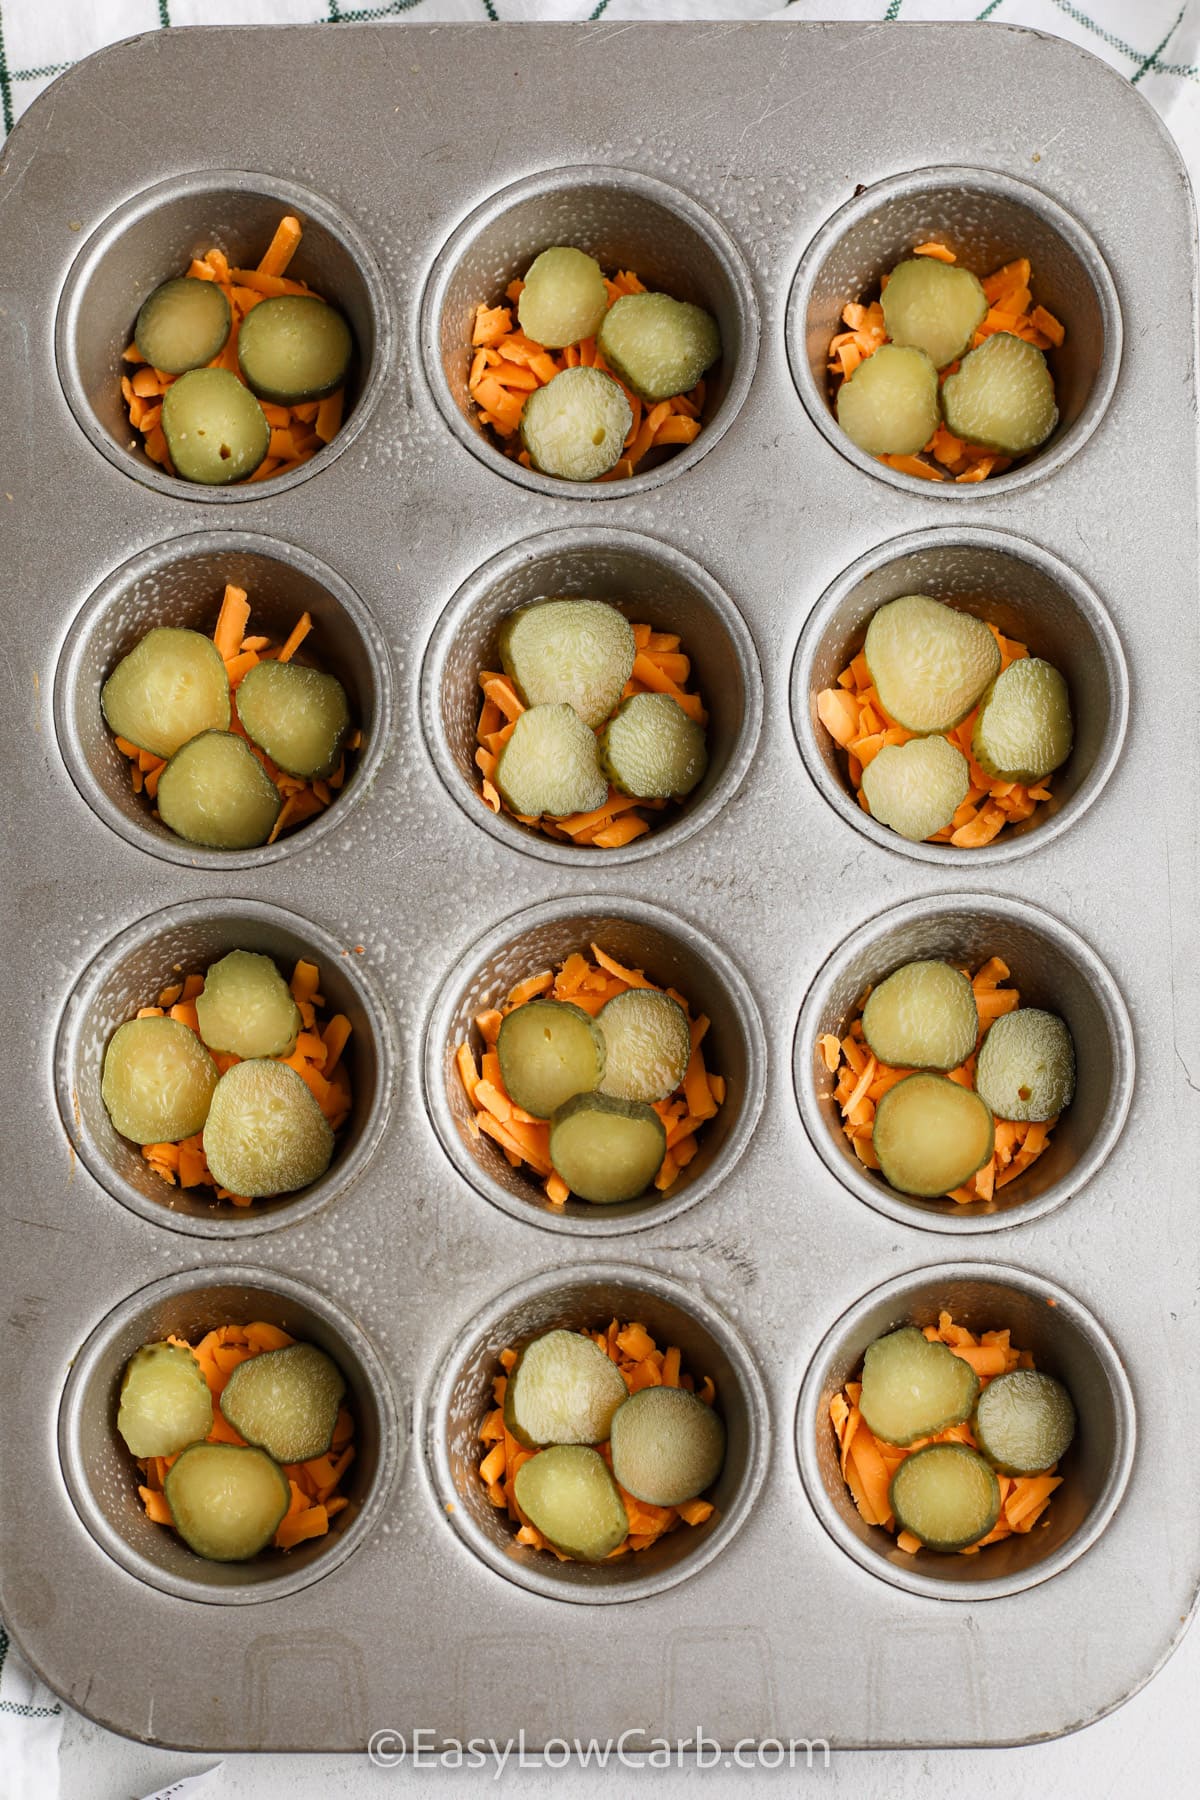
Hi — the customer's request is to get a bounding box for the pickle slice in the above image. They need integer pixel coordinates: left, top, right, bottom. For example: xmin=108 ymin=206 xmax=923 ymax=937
xmin=888 ymin=1443 xmax=1000 ymax=1552
xmin=161 ymin=367 xmax=271 ymax=485
xmin=156 ymin=730 xmax=282 ymax=850
xmin=548 ymin=1092 xmax=667 ymax=1204
xmin=163 ymin=1442 xmax=291 ymax=1562
xmin=880 ymin=257 xmax=988 ymax=370
xmin=597 ymin=988 xmax=691 ymax=1105
xmin=835 ymin=344 xmax=940 ymax=457
xmin=496 ymin=998 xmax=605 ymax=1119
xmin=971 ymin=657 xmax=1072 ymax=783
xmin=519 ymin=366 xmax=633 ymax=481
xmin=220 ymin=1342 xmax=346 ymax=1464
xmin=597 ymin=292 xmax=720 ymax=403
xmin=974 ymin=1007 xmax=1075 ymax=1123
xmin=134 ymin=276 xmax=232 ymax=375
xmin=101 ymin=627 xmax=232 ymax=760
xmin=195 ymin=950 xmax=301 ymax=1060
xmin=495 ymin=703 xmax=608 ymax=819
xmin=117 ymin=1341 xmax=213 ymax=1458
xmin=503 ymin=1329 xmax=628 ymax=1449
xmin=864 ymin=595 xmax=1001 ymax=734
xmin=859 ymin=1326 xmax=980 ymax=1447
xmin=202 ymin=1059 xmax=335 ymax=1198
xmin=872 ymin=1072 xmax=995 ymax=1198
xmin=235 ymin=659 xmax=352 ymax=780
xmin=609 ymin=1386 xmax=725 ymax=1506
xmin=861 ymin=960 xmax=979 ymax=1072
xmin=513 ymin=1445 xmax=629 ymax=1561
xmin=973 ymin=1369 xmax=1076 ymax=1475
xmin=517 ymin=247 xmax=609 ymax=349
xmin=599 ymin=693 xmax=708 ymax=800
xmin=101 ymin=1016 xmax=218 ymax=1145
xmin=861 ymin=736 xmax=970 ymax=843
xmin=499 ymin=599 xmax=636 ymax=730
xmin=941 ymin=331 xmax=1058 ymax=456
xmin=236 ymin=294 xmax=352 ymax=405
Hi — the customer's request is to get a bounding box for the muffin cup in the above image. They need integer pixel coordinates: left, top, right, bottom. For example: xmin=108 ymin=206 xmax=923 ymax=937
xmin=59 ymin=1266 xmax=400 ymax=1605
xmin=426 ymin=1262 xmax=768 ymax=1604
xmin=793 ymin=892 xmax=1134 ymax=1231
xmin=419 ymin=164 xmax=758 ymax=497
xmin=790 ymin=525 xmax=1129 ymax=867
xmin=424 ymin=897 xmax=766 ymax=1235
xmin=795 ymin=1261 xmax=1135 ymax=1599
xmin=55 ymin=898 xmax=394 ymax=1236
xmin=422 ymin=526 xmax=762 ymax=864
xmin=786 ymin=166 xmax=1121 ymax=497
xmin=54 ymin=530 xmax=393 ymax=870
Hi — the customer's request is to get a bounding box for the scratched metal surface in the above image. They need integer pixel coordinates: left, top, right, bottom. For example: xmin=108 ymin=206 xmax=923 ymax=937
xmin=0 ymin=17 xmax=1197 ymax=1752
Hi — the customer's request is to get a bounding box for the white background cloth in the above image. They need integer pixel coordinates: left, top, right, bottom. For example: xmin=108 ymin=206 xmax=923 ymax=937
xmin=1 ymin=2 xmax=1198 ymax=1796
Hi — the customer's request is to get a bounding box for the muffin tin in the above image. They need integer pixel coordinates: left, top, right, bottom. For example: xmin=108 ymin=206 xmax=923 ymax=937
xmin=0 ymin=17 xmax=1194 ymax=1753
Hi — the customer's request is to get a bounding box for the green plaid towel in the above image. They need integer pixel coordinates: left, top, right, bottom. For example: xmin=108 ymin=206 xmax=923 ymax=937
xmin=0 ymin=0 xmax=1196 ymax=1793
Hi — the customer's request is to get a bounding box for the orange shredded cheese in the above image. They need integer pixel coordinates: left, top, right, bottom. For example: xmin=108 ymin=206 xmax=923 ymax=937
xmin=479 ymin=1320 xmax=718 ymax=1559
xmin=828 ymin=242 xmax=1064 ymax=483
xmin=455 ymin=947 xmax=722 ymax=1205
xmin=138 ymin=958 xmax=353 ymax=1207
xmin=475 ymin=618 xmax=707 ymax=844
xmin=826 ymin=957 xmax=1057 ymax=1201
xmin=816 ymin=624 xmax=1055 ymax=848
xmin=469 ymin=269 xmax=705 ymax=478
xmin=121 ymin=215 xmax=343 ymax=484
xmin=135 ymin=1321 xmax=355 ymax=1550
xmin=831 ymin=1311 xmax=1062 ymax=1551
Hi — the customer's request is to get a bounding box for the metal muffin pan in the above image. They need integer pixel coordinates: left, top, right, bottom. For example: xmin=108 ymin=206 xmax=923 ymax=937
xmin=0 ymin=17 xmax=1196 ymax=1753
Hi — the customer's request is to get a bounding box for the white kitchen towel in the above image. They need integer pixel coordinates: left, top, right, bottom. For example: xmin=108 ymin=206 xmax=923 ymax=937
xmin=0 ymin=1 xmax=1197 ymax=1795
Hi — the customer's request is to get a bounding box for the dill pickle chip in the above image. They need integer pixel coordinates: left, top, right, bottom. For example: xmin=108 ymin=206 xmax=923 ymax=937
xmin=973 ymin=1369 xmax=1076 ymax=1475
xmin=941 ymin=331 xmax=1058 ymax=456
xmin=134 ymin=276 xmax=232 ymax=375
xmin=220 ymin=1342 xmax=346 ymax=1463
xmin=872 ymin=1072 xmax=995 ymax=1197
xmin=548 ymin=1092 xmax=667 ymax=1203
xmin=496 ymin=998 xmax=605 ymax=1119
xmin=202 ymin=1059 xmax=334 ymax=1198
xmin=835 ymin=343 xmax=940 ymax=457
xmin=517 ymin=246 xmax=609 ymax=349
xmin=117 ymin=1341 xmax=214 ymax=1459
xmin=859 ymin=1326 xmax=980 ymax=1447
xmin=519 ymin=366 xmax=633 ymax=481
xmin=597 ymin=292 xmax=720 ymax=403
xmin=598 ymin=692 xmax=708 ymax=800
xmin=161 ymin=367 xmax=270 ymax=485
xmin=860 ymin=735 xmax=970 ymax=842
xmin=499 ymin=599 xmax=636 ymax=730
xmin=101 ymin=626 xmax=231 ymax=760
xmin=195 ymin=950 xmax=301 ymax=1060
xmin=609 ymin=1386 xmax=725 ymax=1506
xmin=974 ymin=1007 xmax=1075 ymax=1123
xmin=888 ymin=1442 xmax=1000 ymax=1552
xmin=880 ymin=257 xmax=987 ymax=370
xmin=861 ymin=960 xmax=979 ymax=1071
xmin=164 ymin=1442 xmax=291 ymax=1562
xmin=864 ymin=595 xmax=1001 ymax=735
xmin=237 ymin=294 xmax=352 ymax=405
xmin=156 ymin=730 xmax=282 ymax=850
xmin=596 ymin=988 xmax=691 ymax=1105
xmin=101 ymin=1015 xmax=218 ymax=1145
xmin=972 ymin=657 xmax=1072 ymax=783
xmin=513 ymin=1445 xmax=629 ymax=1561
xmin=495 ymin=703 xmax=608 ymax=819
xmin=235 ymin=659 xmax=351 ymax=780
xmin=503 ymin=1329 xmax=628 ymax=1448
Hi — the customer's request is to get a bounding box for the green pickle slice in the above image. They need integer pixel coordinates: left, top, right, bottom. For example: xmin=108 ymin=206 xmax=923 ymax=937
xmin=220 ymin=1342 xmax=346 ymax=1464
xmin=941 ymin=331 xmax=1058 ymax=456
xmin=974 ymin=1007 xmax=1075 ymax=1123
xmin=101 ymin=1015 xmax=218 ymax=1145
xmin=888 ymin=1443 xmax=1001 ymax=1552
xmin=861 ymin=960 xmax=979 ymax=1072
xmin=237 ymin=294 xmax=352 ymax=405
xmin=864 ymin=595 xmax=1001 ymax=734
xmin=859 ymin=1326 xmax=980 ymax=1447
xmin=519 ymin=366 xmax=633 ymax=481
xmin=163 ymin=1442 xmax=291 ymax=1562
xmin=597 ymin=292 xmax=720 ymax=403
xmin=972 ymin=657 xmax=1072 ymax=783
xmin=597 ymin=987 xmax=691 ymax=1105
xmin=973 ymin=1369 xmax=1076 ymax=1475
xmin=835 ymin=344 xmax=940 ymax=457
xmin=161 ymin=367 xmax=270 ymax=485
xmin=496 ymin=998 xmax=605 ymax=1119
xmin=513 ymin=1445 xmax=629 ymax=1561
xmin=134 ymin=276 xmax=232 ymax=375
xmin=609 ymin=1386 xmax=725 ymax=1506
xmin=503 ymin=1329 xmax=628 ymax=1449
xmin=880 ymin=257 xmax=988 ymax=370
xmin=495 ymin=703 xmax=608 ymax=819
xmin=861 ymin=736 xmax=970 ymax=842
xmin=202 ymin=1059 xmax=335 ymax=1198
xmin=101 ymin=627 xmax=231 ymax=761
xmin=548 ymin=1092 xmax=667 ymax=1204
xmin=235 ymin=659 xmax=351 ymax=780
xmin=517 ymin=247 xmax=609 ymax=349
xmin=156 ymin=730 xmax=282 ymax=850
xmin=499 ymin=599 xmax=636 ymax=730
xmin=872 ymin=1072 xmax=995 ymax=1197
xmin=195 ymin=950 xmax=301 ymax=1060
xmin=599 ymin=693 xmax=708 ymax=800
xmin=117 ymin=1341 xmax=214 ymax=1458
